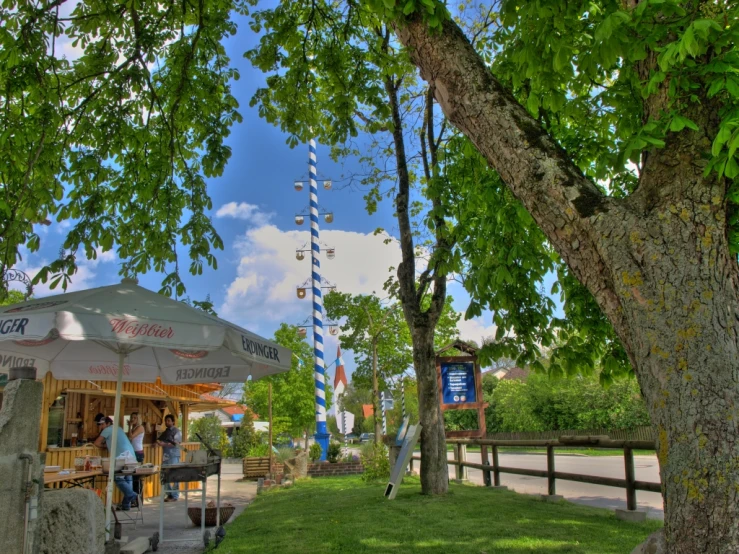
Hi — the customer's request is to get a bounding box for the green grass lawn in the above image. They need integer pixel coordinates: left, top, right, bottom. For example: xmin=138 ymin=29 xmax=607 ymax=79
xmin=215 ymin=476 xmax=661 ymax=554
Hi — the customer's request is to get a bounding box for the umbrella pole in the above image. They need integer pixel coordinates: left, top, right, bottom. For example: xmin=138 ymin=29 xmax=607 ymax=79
xmin=104 ymin=350 xmax=125 ymax=542
xmin=268 ymin=382 xmax=273 ymax=478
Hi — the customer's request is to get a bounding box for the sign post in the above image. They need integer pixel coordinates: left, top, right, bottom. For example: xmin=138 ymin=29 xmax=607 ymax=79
xmin=436 ymin=340 xmax=490 ymax=485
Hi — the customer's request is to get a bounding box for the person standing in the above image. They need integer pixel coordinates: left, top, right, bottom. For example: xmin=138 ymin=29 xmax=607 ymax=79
xmin=157 ymin=414 xmax=182 ymax=502
xmin=127 ymin=412 xmax=145 ymax=497
xmin=93 ymin=413 xmax=137 ymax=511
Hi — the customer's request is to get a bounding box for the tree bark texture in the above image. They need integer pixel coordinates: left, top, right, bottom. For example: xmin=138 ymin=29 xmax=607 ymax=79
xmin=395 ymin=14 xmax=739 ymax=552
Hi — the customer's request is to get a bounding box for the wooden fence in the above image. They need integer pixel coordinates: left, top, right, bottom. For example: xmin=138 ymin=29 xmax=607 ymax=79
xmin=486 ymin=425 xmax=655 ymax=442
xmin=410 ymin=435 xmax=661 ymax=512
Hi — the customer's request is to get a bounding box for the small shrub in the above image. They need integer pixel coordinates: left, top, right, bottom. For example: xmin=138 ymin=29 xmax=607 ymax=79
xmin=327 ymin=442 xmax=342 ymax=463
xmin=360 ymin=442 xmax=390 ymax=482
xmin=342 ymin=452 xmax=359 ymax=463
xmin=230 ymin=419 xmax=259 ymax=459
xmin=275 ymin=446 xmax=295 ymax=464
xmin=309 ymin=442 xmax=322 ymax=462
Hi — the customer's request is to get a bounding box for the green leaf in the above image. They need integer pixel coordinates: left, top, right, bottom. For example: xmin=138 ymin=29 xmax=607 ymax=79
xmin=713 ymin=126 xmax=732 ymax=156
xmin=708 ymin=77 xmax=725 ymax=98
xmin=727 ymin=77 xmax=739 ymax=98
xmin=726 ymin=157 xmax=739 ymax=180
xmin=670 ymin=115 xmax=698 ymax=133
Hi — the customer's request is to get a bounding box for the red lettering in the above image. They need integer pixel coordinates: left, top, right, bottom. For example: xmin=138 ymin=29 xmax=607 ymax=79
xmin=109 ymin=318 xmax=174 ymax=340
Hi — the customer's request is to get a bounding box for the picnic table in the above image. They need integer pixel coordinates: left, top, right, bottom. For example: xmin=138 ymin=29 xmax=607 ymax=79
xmin=43 ymin=469 xmax=103 ymax=489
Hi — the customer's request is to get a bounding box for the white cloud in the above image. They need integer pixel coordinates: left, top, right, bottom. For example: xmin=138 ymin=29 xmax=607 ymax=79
xmin=215 ymin=202 xmax=273 ymax=227
xmin=86 ymin=247 xmax=116 ymax=267
xmin=219 ymin=225 xmax=402 ymax=332
xmin=456 ymin=316 xmax=497 ymax=347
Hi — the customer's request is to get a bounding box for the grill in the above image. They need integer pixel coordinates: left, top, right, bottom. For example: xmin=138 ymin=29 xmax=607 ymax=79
xmin=153 ymin=434 xmax=224 ymax=550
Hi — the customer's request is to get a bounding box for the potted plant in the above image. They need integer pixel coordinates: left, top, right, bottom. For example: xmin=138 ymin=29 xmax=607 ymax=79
xmin=274 ymin=446 xmax=295 ymax=483
xmin=243 ymin=443 xmax=270 ymax=480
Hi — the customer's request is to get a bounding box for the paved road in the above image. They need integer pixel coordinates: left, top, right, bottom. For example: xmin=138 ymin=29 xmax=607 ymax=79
xmin=442 ymin=451 xmax=664 ymax=520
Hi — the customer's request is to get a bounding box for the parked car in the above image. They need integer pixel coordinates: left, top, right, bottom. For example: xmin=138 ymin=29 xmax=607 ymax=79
xmin=359 ymin=433 xmax=375 ymax=443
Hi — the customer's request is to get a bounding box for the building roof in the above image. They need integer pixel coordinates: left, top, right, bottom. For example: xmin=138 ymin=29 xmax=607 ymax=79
xmin=334 ymin=346 xmax=347 ymax=391
xmin=221 ymin=404 xmax=260 ymax=420
xmin=362 ymin=404 xmax=374 ymax=418
xmin=189 ymin=392 xmax=238 ymax=413
xmin=436 ymin=339 xmax=478 ymax=356
xmin=499 ymin=367 xmax=530 ymax=381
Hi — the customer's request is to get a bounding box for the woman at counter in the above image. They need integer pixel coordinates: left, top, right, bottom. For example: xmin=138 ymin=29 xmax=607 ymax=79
xmin=127 ymin=412 xmax=145 ymax=496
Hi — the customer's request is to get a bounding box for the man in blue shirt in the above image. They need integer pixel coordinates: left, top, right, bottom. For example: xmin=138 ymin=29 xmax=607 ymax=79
xmin=94 ymin=413 xmax=138 ymax=510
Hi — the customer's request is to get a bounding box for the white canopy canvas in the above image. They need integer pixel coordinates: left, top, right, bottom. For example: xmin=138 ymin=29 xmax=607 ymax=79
xmin=0 ymin=278 xmax=291 ymax=383
xmin=0 ymin=278 xmax=291 ymax=539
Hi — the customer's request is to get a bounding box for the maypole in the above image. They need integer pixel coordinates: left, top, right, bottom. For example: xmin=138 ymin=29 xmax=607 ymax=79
xmin=309 ymin=139 xmax=330 ymax=459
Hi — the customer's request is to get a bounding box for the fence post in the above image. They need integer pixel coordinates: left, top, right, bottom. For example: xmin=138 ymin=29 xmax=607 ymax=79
xmin=624 ymin=446 xmax=636 ymax=511
xmin=481 ymin=445 xmax=491 ymax=487
xmin=492 ymin=445 xmax=501 ymax=487
xmin=409 ymin=456 xmax=414 ymax=474
xmin=459 ymin=444 xmax=468 ymax=481
xmin=546 ymin=445 xmax=556 ymax=496
xmin=453 ymin=443 xmax=463 ymax=481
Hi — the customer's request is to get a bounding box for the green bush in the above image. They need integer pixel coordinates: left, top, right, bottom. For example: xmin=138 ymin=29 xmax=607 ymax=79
xmin=327 ymin=442 xmax=342 ymax=463
xmin=360 ymin=442 xmax=390 ymax=482
xmin=229 ymin=415 xmax=259 ymax=458
xmin=309 ymin=442 xmax=322 ymax=462
xmin=189 ymin=415 xmax=229 ymax=455
xmin=247 ymin=443 xmax=270 ymax=457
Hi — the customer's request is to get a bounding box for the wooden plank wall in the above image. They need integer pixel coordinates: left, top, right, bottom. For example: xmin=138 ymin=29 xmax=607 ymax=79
xmin=45 ymin=443 xmax=202 ymax=502
xmin=39 ymin=374 xmax=210 ymax=449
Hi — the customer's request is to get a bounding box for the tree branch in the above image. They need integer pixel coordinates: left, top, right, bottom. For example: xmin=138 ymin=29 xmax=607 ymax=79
xmin=394 ymin=15 xmax=630 ymax=336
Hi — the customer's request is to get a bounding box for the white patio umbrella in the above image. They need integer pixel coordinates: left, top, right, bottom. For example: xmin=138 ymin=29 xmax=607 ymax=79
xmin=0 ymin=278 xmax=291 ymax=539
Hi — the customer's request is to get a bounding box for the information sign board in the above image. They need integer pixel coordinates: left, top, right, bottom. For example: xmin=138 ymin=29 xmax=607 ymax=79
xmin=440 ymin=361 xmax=476 ymax=404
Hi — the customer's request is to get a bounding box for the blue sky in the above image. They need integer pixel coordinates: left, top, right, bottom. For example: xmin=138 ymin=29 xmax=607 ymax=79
xmin=12 ymin=8 xmax=501 ymax=383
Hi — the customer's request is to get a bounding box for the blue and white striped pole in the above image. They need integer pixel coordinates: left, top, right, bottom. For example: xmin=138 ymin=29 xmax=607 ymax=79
xmin=310 ymin=139 xmax=330 ymax=460
xmin=380 ymin=391 xmax=388 ymax=435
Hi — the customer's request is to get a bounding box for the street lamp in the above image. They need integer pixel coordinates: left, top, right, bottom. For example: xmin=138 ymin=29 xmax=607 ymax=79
xmin=326 ymin=248 xmax=335 ymax=260
xmin=296 ymin=251 xmax=305 ymax=261
xmin=294 ymin=181 xmax=304 ymax=192
xmin=324 ymin=213 xmax=334 ymax=223
xmin=295 ymin=215 xmax=304 ymax=225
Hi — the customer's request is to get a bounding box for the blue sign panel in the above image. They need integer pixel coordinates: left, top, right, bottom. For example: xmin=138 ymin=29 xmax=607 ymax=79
xmin=441 ymin=361 xmax=476 ymax=404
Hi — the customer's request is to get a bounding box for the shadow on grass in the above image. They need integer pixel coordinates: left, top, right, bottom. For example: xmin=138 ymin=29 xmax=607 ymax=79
xmin=216 ymin=476 xmax=661 ymax=554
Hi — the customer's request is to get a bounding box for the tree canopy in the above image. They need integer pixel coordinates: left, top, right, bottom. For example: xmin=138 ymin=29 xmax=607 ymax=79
xmin=243 ymin=323 xmax=332 ymax=438
xmin=0 ymin=0 xmax=248 ymax=294
xmin=324 ymin=291 xmax=459 ymax=390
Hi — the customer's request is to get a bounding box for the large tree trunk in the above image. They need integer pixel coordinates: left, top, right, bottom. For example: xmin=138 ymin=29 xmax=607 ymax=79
xmin=412 ymin=320 xmax=448 ymax=495
xmin=384 ymin=67 xmax=450 ymax=494
xmin=395 ymin=14 xmax=739 ymax=552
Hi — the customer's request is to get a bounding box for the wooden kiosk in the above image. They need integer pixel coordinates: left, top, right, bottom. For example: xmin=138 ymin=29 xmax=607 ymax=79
xmin=0 ymin=373 xmax=234 ymax=501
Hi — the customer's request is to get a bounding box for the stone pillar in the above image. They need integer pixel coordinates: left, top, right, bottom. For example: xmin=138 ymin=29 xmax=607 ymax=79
xmin=0 ymin=369 xmax=44 ymax=554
